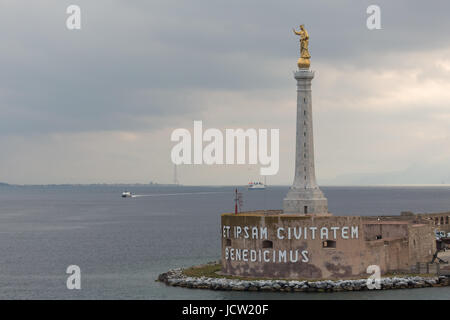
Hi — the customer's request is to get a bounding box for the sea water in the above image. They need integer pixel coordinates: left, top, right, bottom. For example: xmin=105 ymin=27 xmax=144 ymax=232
xmin=0 ymin=185 xmax=450 ymax=300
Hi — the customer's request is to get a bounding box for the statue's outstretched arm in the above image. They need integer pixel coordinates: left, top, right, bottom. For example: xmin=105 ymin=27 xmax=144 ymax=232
xmin=293 ymin=28 xmax=301 ymax=35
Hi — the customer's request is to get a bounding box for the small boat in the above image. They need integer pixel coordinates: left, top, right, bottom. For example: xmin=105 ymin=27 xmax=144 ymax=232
xmin=247 ymin=182 xmax=266 ymax=190
xmin=121 ymin=191 xmax=132 ymax=198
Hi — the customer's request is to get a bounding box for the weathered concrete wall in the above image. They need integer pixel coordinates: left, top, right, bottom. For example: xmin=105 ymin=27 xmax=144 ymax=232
xmin=364 ymin=222 xmax=409 ymax=241
xmin=408 ymin=224 xmax=436 ymax=266
xmin=364 ymin=241 xmax=387 ymax=272
xmin=221 ymin=213 xmax=367 ymax=279
xmin=221 ymin=212 xmax=437 ymax=280
xmin=386 ymin=239 xmax=409 ymax=271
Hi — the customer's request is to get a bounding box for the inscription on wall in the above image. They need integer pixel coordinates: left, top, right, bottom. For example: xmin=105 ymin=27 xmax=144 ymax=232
xmin=222 ymin=224 xmax=359 ymax=264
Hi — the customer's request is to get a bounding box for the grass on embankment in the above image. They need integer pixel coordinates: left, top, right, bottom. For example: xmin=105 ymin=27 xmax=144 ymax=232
xmin=182 ymin=263 xmax=436 ymax=282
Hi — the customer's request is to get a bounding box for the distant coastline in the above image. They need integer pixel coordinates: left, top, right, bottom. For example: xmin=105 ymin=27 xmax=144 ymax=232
xmin=0 ymin=182 xmax=183 ymax=188
xmin=1 ymin=183 xmax=450 ymax=188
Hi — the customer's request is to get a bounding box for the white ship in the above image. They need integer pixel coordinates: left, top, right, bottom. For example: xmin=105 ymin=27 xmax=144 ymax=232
xmin=247 ymin=182 xmax=266 ymax=190
xmin=121 ymin=191 xmax=132 ymax=198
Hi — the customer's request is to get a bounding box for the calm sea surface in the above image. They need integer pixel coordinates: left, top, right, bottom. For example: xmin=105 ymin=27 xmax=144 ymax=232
xmin=1 ymin=185 xmax=450 ymax=300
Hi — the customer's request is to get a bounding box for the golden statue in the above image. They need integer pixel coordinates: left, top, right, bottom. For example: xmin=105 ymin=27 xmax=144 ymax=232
xmin=293 ymin=25 xmax=311 ymax=69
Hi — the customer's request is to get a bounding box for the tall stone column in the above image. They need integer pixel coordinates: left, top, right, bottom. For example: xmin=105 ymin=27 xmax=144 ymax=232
xmin=283 ymin=69 xmax=329 ymax=215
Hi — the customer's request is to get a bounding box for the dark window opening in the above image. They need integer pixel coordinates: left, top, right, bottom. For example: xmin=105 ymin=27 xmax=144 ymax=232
xmin=262 ymin=240 xmax=273 ymax=248
xmin=304 ymin=206 xmax=308 ymax=214
xmin=441 ymin=217 xmax=444 ymax=225
xmin=446 ymin=216 xmax=449 ymax=224
xmin=323 ymin=240 xmax=336 ymax=248
xmin=376 ymin=235 xmax=382 ymax=240
xmin=225 ymin=238 xmax=231 ymax=247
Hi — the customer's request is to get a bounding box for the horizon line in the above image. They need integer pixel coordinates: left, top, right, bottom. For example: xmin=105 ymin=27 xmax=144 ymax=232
xmin=2 ymin=182 xmax=450 ymax=188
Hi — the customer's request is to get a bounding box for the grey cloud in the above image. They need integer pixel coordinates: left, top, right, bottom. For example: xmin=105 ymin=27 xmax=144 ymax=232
xmin=2 ymin=0 xmax=450 ymax=134
xmin=1 ymin=0 xmax=450 ymax=185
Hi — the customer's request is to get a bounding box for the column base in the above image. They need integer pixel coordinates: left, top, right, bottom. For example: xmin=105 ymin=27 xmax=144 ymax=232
xmin=283 ymin=187 xmax=329 ymax=215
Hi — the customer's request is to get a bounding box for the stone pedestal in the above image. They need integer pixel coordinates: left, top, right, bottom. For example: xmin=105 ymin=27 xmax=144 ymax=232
xmin=283 ymin=69 xmax=329 ymax=215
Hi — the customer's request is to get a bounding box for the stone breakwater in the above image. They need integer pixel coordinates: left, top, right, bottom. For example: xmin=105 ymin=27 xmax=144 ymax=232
xmin=158 ymin=268 xmax=450 ymax=292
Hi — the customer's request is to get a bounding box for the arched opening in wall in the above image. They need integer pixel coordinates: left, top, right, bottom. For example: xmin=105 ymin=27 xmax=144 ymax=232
xmin=304 ymin=206 xmax=308 ymax=214
xmin=441 ymin=217 xmax=444 ymax=225
xmin=262 ymin=240 xmax=273 ymax=249
xmin=225 ymin=239 xmax=231 ymax=247
xmin=435 ymin=217 xmax=439 ymax=225
xmin=322 ymin=240 xmax=336 ymax=248
xmin=446 ymin=216 xmax=449 ymax=224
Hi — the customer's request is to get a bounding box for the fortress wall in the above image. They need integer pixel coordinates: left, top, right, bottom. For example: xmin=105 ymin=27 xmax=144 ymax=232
xmin=221 ymin=212 xmax=437 ymax=280
xmin=386 ymin=239 xmax=410 ymax=271
xmin=363 ymin=222 xmax=409 ymax=241
xmin=417 ymin=212 xmax=450 ymax=233
xmin=221 ymin=213 xmax=367 ymax=279
xmin=408 ymin=224 xmax=436 ymax=266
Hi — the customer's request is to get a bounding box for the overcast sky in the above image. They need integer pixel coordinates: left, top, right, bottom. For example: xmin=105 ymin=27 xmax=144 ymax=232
xmin=1 ymin=0 xmax=450 ymax=185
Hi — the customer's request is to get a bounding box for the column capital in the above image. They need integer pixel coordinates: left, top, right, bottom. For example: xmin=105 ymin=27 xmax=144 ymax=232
xmin=293 ymin=69 xmax=315 ymax=80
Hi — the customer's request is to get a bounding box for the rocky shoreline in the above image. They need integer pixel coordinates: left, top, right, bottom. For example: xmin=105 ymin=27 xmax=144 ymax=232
xmin=158 ymin=266 xmax=450 ymax=293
